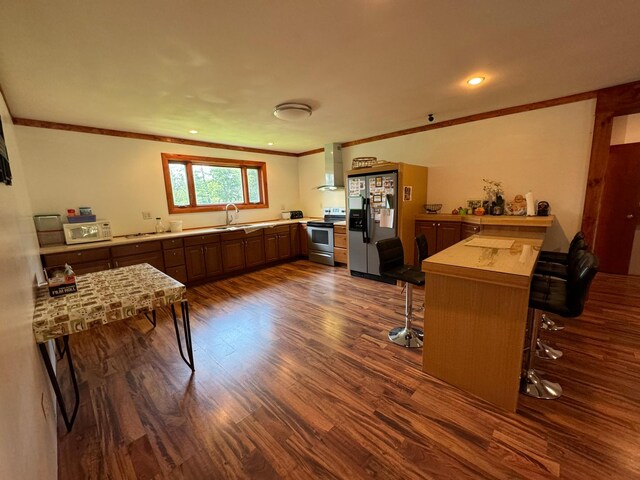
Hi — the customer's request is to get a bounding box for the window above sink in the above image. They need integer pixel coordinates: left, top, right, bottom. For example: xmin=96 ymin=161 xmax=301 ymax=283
xmin=161 ymin=153 xmax=269 ymax=214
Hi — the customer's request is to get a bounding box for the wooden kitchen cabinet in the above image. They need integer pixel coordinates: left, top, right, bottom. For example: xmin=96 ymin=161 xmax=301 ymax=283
xmin=222 ymin=239 xmax=246 ymax=272
xmin=334 ymin=225 xmax=348 ymax=265
xmin=43 ymin=247 xmax=111 ymax=272
xmin=415 ymin=220 xmax=461 ymax=259
xmin=184 ymin=233 xmax=223 ymax=281
xmin=265 ymin=233 xmax=278 ymax=262
xmin=290 ymin=224 xmax=300 ymax=257
xmin=245 ymin=234 xmax=266 ymax=268
xmin=300 ymin=224 xmax=308 ymax=256
xmin=163 ymin=241 xmax=187 ymax=283
xmin=278 ymin=231 xmax=291 ymax=258
xmin=112 ymin=241 xmax=164 ymax=271
xmin=437 ymin=221 xmax=462 ymax=252
xmin=461 ymin=223 xmax=481 ymax=239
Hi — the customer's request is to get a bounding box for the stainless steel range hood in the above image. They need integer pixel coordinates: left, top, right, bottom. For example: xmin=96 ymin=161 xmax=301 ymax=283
xmin=316 ymin=143 xmax=344 ymax=191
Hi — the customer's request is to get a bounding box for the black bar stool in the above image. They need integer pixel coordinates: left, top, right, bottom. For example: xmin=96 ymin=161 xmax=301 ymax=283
xmin=522 ymin=249 xmax=599 ymax=399
xmin=376 ymin=237 xmax=425 ymax=348
xmin=534 ymin=236 xmax=589 ymax=356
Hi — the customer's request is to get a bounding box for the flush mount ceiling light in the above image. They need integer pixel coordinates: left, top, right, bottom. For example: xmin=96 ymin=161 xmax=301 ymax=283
xmin=188 ymin=129 xmax=198 ymax=134
xmin=267 ymin=142 xmax=274 ymax=146
xmin=273 ymin=103 xmax=312 ymax=121
xmin=467 ymin=76 xmax=485 ymax=86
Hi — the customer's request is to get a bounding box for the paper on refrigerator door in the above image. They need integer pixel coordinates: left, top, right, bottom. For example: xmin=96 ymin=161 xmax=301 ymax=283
xmin=379 ymin=208 xmax=394 ymax=228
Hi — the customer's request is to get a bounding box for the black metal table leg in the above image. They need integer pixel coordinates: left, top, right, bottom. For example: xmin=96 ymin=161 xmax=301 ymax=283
xmin=171 ymin=301 xmax=195 ymax=371
xmin=39 ymin=335 xmax=80 ymax=432
xmin=143 ymin=309 xmax=157 ymax=327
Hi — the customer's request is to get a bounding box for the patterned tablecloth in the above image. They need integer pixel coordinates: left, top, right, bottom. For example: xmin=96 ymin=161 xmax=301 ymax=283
xmin=33 ymin=263 xmax=186 ymax=343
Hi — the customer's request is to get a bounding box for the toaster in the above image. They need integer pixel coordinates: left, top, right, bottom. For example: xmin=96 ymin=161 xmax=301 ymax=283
xmin=289 ymin=210 xmax=304 ymax=219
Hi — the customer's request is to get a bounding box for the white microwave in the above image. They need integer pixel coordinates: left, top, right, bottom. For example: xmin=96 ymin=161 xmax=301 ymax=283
xmin=63 ymin=221 xmax=113 ymax=245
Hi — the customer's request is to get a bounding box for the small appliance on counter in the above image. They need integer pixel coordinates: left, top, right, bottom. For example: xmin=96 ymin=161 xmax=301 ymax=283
xmin=290 ymin=210 xmax=304 ymax=219
xmin=307 ymin=207 xmax=346 ymax=266
xmin=537 ymin=201 xmax=550 ymax=216
xmin=33 ymin=214 xmax=65 ymax=247
xmin=63 ymin=220 xmax=113 ymax=245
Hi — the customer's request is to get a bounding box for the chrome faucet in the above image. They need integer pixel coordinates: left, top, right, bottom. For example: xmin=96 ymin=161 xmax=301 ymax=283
xmin=225 ymin=203 xmax=239 ymax=225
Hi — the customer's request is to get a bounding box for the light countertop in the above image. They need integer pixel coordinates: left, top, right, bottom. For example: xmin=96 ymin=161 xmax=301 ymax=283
xmin=41 ymin=217 xmax=318 ymax=255
xmin=415 ymin=214 xmax=555 ymax=227
xmin=422 ymin=234 xmax=544 ymax=287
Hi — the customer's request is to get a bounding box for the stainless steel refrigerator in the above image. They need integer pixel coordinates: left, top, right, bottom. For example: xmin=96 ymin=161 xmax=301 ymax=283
xmin=347 ymin=170 xmax=398 ymax=282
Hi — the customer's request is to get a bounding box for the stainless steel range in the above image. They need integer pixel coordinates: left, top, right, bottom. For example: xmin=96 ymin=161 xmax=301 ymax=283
xmin=307 ymin=207 xmax=346 ymax=266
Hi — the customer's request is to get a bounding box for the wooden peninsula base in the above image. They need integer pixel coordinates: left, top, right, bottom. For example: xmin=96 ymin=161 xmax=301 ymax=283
xmin=421 ymin=235 xmax=544 ymax=412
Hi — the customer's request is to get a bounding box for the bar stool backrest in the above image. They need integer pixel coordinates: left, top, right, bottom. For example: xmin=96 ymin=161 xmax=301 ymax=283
xmin=568 ymin=235 xmax=588 ymax=258
xmin=566 ymin=250 xmax=599 ymax=316
xmin=416 ymin=234 xmax=429 ymax=263
xmin=376 ymin=237 xmax=405 ymax=275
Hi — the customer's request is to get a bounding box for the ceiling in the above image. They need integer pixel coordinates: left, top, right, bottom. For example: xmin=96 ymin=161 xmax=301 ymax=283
xmin=2 ymin=1 xmax=640 ymax=154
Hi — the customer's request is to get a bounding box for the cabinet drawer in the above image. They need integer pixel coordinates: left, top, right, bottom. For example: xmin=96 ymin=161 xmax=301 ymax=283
xmin=165 ymin=265 xmax=187 ymax=283
xmin=334 ymin=234 xmax=347 ymax=249
xmin=163 ymin=247 xmax=185 ymax=268
xmin=162 ymin=238 xmax=184 ymax=250
xmin=184 ymin=234 xmax=220 ymax=246
xmin=71 ymin=260 xmax=112 ymax=275
xmin=113 ymin=251 xmax=164 ymax=271
xmin=334 ymin=225 xmax=346 ymax=234
xmin=43 ymin=247 xmax=110 ymax=267
xmin=272 ymin=225 xmax=290 ymax=234
xmin=111 ymin=241 xmax=161 ymax=258
xmin=334 ymin=247 xmax=348 ymax=264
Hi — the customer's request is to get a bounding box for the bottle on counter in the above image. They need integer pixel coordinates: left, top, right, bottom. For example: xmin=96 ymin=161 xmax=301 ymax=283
xmin=155 ymin=217 xmax=165 ymax=233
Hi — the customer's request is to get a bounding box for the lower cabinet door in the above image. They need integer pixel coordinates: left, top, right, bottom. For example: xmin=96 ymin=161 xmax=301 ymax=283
xmin=185 ymin=245 xmax=206 ymax=281
xmin=265 ymin=234 xmax=278 ymax=262
xmin=245 ymin=236 xmax=266 ymax=267
xmin=437 ymin=222 xmax=462 ymax=252
xmin=278 ymin=232 xmax=291 ymax=259
xmin=222 ymin=239 xmax=245 ymax=272
xmin=300 ymin=225 xmax=308 ymax=256
xmin=290 ymin=225 xmax=300 ymax=256
xmin=166 ymin=265 xmax=188 ymax=283
xmin=204 ymin=243 xmax=223 ymax=277
xmin=415 ymin=221 xmax=438 ymax=258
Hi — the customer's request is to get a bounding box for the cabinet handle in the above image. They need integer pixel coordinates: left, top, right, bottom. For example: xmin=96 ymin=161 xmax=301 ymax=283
xmin=77 ymin=252 xmax=82 ymax=256
xmin=108 ymin=262 xmax=111 ymax=269
xmin=136 ymin=244 xmax=139 ymax=248
xmin=204 ymin=246 xmax=208 ymax=253
xmin=437 ymin=223 xmax=441 ymax=227
xmin=114 ymin=260 xmax=119 ymax=267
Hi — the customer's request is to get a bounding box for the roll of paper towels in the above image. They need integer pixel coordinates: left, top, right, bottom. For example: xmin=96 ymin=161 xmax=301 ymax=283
xmin=525 ymin=191 xmax=535 ymax=216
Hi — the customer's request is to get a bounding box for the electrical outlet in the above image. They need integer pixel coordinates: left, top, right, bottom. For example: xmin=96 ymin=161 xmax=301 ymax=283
xmin=142 ymin=211 xmax=152 ymax=220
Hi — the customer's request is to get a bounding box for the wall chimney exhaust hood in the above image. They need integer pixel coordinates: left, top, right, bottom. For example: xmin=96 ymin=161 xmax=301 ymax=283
xmin=317 ymin=143 xmax=344 ymax=191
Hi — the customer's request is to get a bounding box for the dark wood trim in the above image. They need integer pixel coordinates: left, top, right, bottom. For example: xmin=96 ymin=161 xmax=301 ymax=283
xmin=581 ymin=80 xmax=640 ymax=247
xmin=298 ymin=91 xmax=597 ymax=157
xmin=161 ymin=153 xmax=269 ymax=214
xmin=12 ymin=117 xmax=298 ymax=157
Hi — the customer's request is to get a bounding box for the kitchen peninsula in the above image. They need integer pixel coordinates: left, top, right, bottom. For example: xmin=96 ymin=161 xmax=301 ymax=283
xmin=421 ymin=219 xmax=551 ymax=412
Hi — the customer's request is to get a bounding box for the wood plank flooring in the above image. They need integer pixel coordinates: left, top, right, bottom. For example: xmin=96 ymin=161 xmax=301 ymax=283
xmin=56 ymin=261 xmax=640 ymax=479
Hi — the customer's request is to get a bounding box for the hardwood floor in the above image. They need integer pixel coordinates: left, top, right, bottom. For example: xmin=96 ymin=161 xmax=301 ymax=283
xmin=56 ymin=261 xmax=640 ymax=479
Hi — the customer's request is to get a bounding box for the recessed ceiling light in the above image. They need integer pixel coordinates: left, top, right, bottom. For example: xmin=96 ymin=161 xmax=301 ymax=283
xmin=467 ymin=76 xmax=485 ymax=86
xmin=267 ymin=142 xmax=274 ymax=146
xmin=273 ymin=103 xmax=312 ymax=121
xmin=188 ymin=129 xmax=198 ymax=134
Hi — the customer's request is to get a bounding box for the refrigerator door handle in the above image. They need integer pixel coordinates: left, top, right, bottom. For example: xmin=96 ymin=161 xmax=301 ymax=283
xmin=362 ymin=197 xmax=370 ymax=244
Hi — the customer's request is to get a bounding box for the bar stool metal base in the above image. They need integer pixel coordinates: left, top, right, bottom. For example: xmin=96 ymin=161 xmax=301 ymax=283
xmin=536 ymin=338 xmax=563 ymax=360
xmin=389 ymin=326 xmax=424 ymax=348
xmin=541 ymin=314 xmax=565 ymax=331
xmin=522 ymin=369 xmax=563 ymax=399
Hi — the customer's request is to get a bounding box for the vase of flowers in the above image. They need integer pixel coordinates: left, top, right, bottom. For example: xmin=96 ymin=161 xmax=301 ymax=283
xmin=482 ymin=179 xmax=505 ymax=216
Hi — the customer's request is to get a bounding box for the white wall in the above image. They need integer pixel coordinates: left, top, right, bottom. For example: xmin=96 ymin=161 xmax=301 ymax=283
xmin=17 ymin=128 xmax=302 ymax=236
xmin=0 ymin=95 xmax=57 ymax=479
xmin=299 ymin=100 xmax=596 ymax=250
xmin=612 ymin=113 xmax=640 ymax=275
xmin=297 ymin=150 xmax=347 ymax=216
